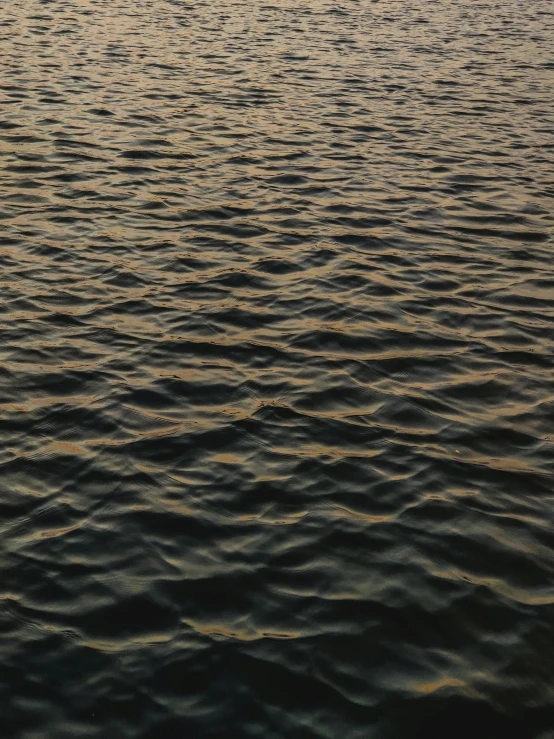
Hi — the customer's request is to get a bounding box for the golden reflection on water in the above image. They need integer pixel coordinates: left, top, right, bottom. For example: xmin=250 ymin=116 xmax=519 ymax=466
xmin=1 ymin=0 xmax=554 ymax=736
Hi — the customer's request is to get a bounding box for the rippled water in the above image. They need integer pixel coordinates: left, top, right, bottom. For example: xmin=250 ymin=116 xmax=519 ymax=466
xmin=1 ymin=0 xmax=554 ymax=736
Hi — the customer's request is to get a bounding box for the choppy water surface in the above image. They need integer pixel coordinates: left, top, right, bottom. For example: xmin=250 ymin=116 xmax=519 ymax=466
xmin=1 ymin=0 xmax=554 ymax=736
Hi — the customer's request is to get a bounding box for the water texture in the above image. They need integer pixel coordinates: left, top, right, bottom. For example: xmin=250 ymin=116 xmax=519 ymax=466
xmin=1 ymin=0 xmax=554 ymax=736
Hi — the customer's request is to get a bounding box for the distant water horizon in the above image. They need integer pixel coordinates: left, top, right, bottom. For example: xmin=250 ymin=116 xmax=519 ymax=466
xmin=1 ymin=0 xmax=553 ymax=736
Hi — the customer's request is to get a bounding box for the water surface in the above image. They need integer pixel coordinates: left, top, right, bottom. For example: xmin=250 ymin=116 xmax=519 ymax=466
xmin=1 ymin=0 xmax=554 ymax=736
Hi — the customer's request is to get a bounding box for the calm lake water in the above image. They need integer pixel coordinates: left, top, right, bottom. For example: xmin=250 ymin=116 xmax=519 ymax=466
xmin=1 ymin=0 xmax=553 ymax=736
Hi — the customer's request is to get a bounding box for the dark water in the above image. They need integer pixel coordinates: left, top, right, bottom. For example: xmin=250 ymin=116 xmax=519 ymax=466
xmin=1 ymin=0 xmax=554 ymax=736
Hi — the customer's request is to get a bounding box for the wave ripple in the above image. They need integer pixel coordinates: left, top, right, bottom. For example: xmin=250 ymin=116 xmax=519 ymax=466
xmin=1 ymin=0 xmax=553 ymax=737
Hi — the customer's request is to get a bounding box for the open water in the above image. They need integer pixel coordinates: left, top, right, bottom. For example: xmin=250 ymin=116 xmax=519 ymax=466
xmin=1 ymin=0 xmax=554 ymax=737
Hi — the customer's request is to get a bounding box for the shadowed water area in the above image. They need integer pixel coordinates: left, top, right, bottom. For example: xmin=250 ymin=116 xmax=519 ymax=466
xmin=1 ymin=0 xmax=554 ymax=736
